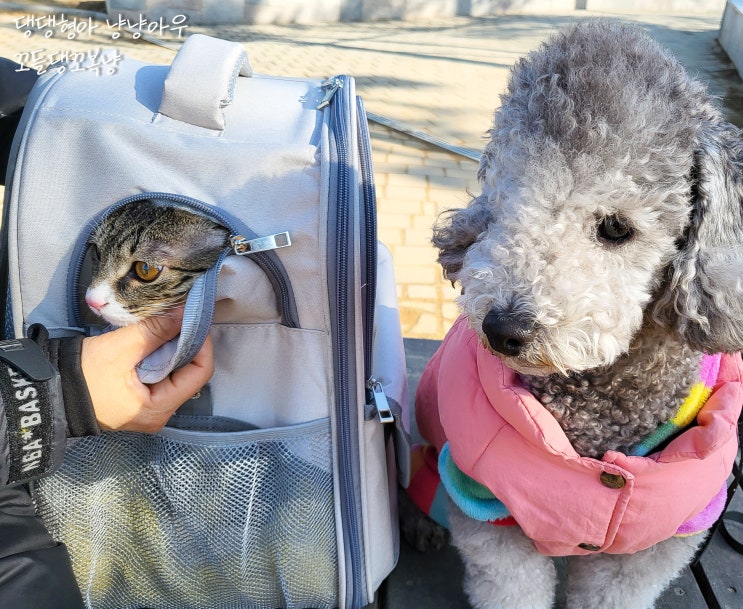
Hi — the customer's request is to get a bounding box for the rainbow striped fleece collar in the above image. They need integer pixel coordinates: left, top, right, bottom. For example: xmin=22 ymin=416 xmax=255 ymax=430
xmin=630 ymin=353 xmax=722 ymax=456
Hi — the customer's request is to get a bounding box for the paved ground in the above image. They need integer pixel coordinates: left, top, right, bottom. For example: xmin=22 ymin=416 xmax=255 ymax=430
xmin=1 ymin=3 xmax=741 ymax=340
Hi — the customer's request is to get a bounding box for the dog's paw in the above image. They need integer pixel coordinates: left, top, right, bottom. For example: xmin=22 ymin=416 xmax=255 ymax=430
xmin=397 ymin=487 xmax=449 ymax=552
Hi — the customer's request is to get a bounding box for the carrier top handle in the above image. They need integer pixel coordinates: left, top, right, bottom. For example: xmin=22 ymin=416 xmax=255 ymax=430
xmin=158 ymin=34 xmax=253 ymax=130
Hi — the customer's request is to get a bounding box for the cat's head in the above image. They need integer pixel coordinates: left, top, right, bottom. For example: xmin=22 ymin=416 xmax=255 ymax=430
xmin=85 ymin=200 xmax=229 ymax=327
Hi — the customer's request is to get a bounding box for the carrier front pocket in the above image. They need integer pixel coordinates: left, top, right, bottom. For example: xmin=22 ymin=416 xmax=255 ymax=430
xmin=34 ymin=418 xmax=338 ymax=609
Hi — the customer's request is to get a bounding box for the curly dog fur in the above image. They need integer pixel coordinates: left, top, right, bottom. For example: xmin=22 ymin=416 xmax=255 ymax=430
xmin=415 ymin=19 xmax=743 ymax=609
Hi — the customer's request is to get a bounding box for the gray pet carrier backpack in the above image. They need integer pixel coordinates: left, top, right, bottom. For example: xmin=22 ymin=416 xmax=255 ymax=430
xmin=1 ymin=34 xmax=409 ymax=609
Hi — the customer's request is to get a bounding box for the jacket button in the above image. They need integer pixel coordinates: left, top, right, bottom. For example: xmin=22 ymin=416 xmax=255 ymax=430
xmin=600 ymin=472 xmax=626 ymax=489
xmin=578 ymin=543 xmax=601 ymax=551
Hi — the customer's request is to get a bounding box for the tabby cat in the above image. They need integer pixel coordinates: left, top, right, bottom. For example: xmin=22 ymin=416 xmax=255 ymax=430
xmin=85 ymin=199 xmax=229 ymax=327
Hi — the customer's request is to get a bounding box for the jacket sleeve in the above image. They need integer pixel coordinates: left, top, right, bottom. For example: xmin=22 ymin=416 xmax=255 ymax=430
xmin=0 ymin=485 xmax=85 ymax=609
xmin=0 ymin=335 xmax=68 ymax=487
xmin=0 ymin=58 xmax=38 ymax=185
xmin=0 ymin=62 xmax=87 ymax=609
xmin=0 ymin=60 xmax=97 ymax=488
xmin=0 ymin=329 xmax=98 ymax=489
xmin=34 ymin=329 xmax=99 ymax=439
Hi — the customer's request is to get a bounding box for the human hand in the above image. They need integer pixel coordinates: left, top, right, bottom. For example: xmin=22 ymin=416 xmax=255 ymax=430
xmin=80 ymin=315 xmax=214 ymax=433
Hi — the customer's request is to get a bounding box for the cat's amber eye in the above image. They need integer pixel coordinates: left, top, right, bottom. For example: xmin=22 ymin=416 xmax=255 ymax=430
xmin=133 ymin=261 xmax=163 ymax=282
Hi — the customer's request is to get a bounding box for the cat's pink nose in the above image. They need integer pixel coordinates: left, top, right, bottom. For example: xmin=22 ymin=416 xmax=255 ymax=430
xmin=85 ymin=291 xmax=107 ymax=313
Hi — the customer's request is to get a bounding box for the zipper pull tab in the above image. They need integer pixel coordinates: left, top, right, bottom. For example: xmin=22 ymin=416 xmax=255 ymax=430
xmin=367 ymin=377 xmax=394 ymax=424
xmin=317 ymin=77 xmax=343 ymax=109
xmin=230 ymin=231 xmax=291 ymax=255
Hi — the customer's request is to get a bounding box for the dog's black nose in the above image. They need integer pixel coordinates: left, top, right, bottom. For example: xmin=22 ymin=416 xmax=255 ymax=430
xmin=482 ymin=311 xmax=535 ymax=356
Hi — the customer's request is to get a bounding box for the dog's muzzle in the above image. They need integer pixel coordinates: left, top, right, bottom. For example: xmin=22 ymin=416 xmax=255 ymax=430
xmin=482 ymin=310 xmax=535 ymax=357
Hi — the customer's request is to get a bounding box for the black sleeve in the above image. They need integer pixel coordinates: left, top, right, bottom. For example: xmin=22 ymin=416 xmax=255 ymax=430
xmin=0 ymin=327 xmax=98 ymax=488
xmin=0 ymin=58 xmax=38 ymax=186
xmin=57 ymin=337 xmax=100 ymax=437
xmin=0 ymin=486 xmax=85 ymax=609
xmin=0 ymin=110 xmax=21 ymax=185
xmin=0 ymin=335 xmax=67 ymax=487
xmin=0 ymin=58 xmax=38 ymax=118
xmin=0 ymin=62 xmax=86 ymax=608
xmin=35 ymin=332 xmax=99 ymax=438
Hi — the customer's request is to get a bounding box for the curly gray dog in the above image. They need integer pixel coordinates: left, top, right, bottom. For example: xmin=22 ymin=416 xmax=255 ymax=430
xmin=408 ymin=19 xmax=743 ymax=609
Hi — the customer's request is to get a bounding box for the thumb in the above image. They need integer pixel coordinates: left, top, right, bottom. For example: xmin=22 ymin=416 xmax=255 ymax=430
xmin=116 ymin=315 xmax=182 ymax=365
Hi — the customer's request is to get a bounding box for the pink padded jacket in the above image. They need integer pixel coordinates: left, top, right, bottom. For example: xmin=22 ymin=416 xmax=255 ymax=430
xmin=416 ymin=316 xmax=743 ymax=556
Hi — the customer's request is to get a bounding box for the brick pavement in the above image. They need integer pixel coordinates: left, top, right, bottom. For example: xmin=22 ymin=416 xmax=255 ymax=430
xmin=0 ymin=6 xmax=740 ymax=339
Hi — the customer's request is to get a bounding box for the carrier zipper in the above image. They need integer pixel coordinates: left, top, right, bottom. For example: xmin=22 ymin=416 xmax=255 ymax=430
xmin=355 ymin=97 xmax=379 ymax=409
xmin=318 ymin=77 xmax=343 ymax=110
xmin=367 ymin=377 xmax=394 ymax=424
xmin=230 ymin=232 xmax=291 ymax=254
xmin=68 ymin=192 xmax=300 ymax=329
xmin=327 ymin=74 xmax=367 ymax=609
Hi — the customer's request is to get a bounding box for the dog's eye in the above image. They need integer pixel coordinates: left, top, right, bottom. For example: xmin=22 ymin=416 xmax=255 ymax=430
xmin=597 ymin=215 xmax=634 ymax=244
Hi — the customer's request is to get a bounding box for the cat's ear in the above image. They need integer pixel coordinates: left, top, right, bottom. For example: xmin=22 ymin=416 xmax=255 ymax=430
xmin=203 ymin=223 xmax=230 ymax=251
xmin=176 ymin=221 xmax=230 ymax=263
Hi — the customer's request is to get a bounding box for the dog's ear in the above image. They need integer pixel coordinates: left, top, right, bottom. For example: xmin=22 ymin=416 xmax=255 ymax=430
xmin=654 ymin=121 xmax=743 ymax=353
xmin=432 ymin=192 xmax=493 ymax=284
xmin=432 ymin=155 xmax=494 ymax=284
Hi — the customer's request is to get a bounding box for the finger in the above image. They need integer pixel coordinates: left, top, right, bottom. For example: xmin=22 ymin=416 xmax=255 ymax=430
xmin=150 ymin=334 xmax=214 ymax=406
xmin=173 ymin=332 xmax=214 ymax=387
xmin=108 ymin=315 xmax=183 ymax=365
